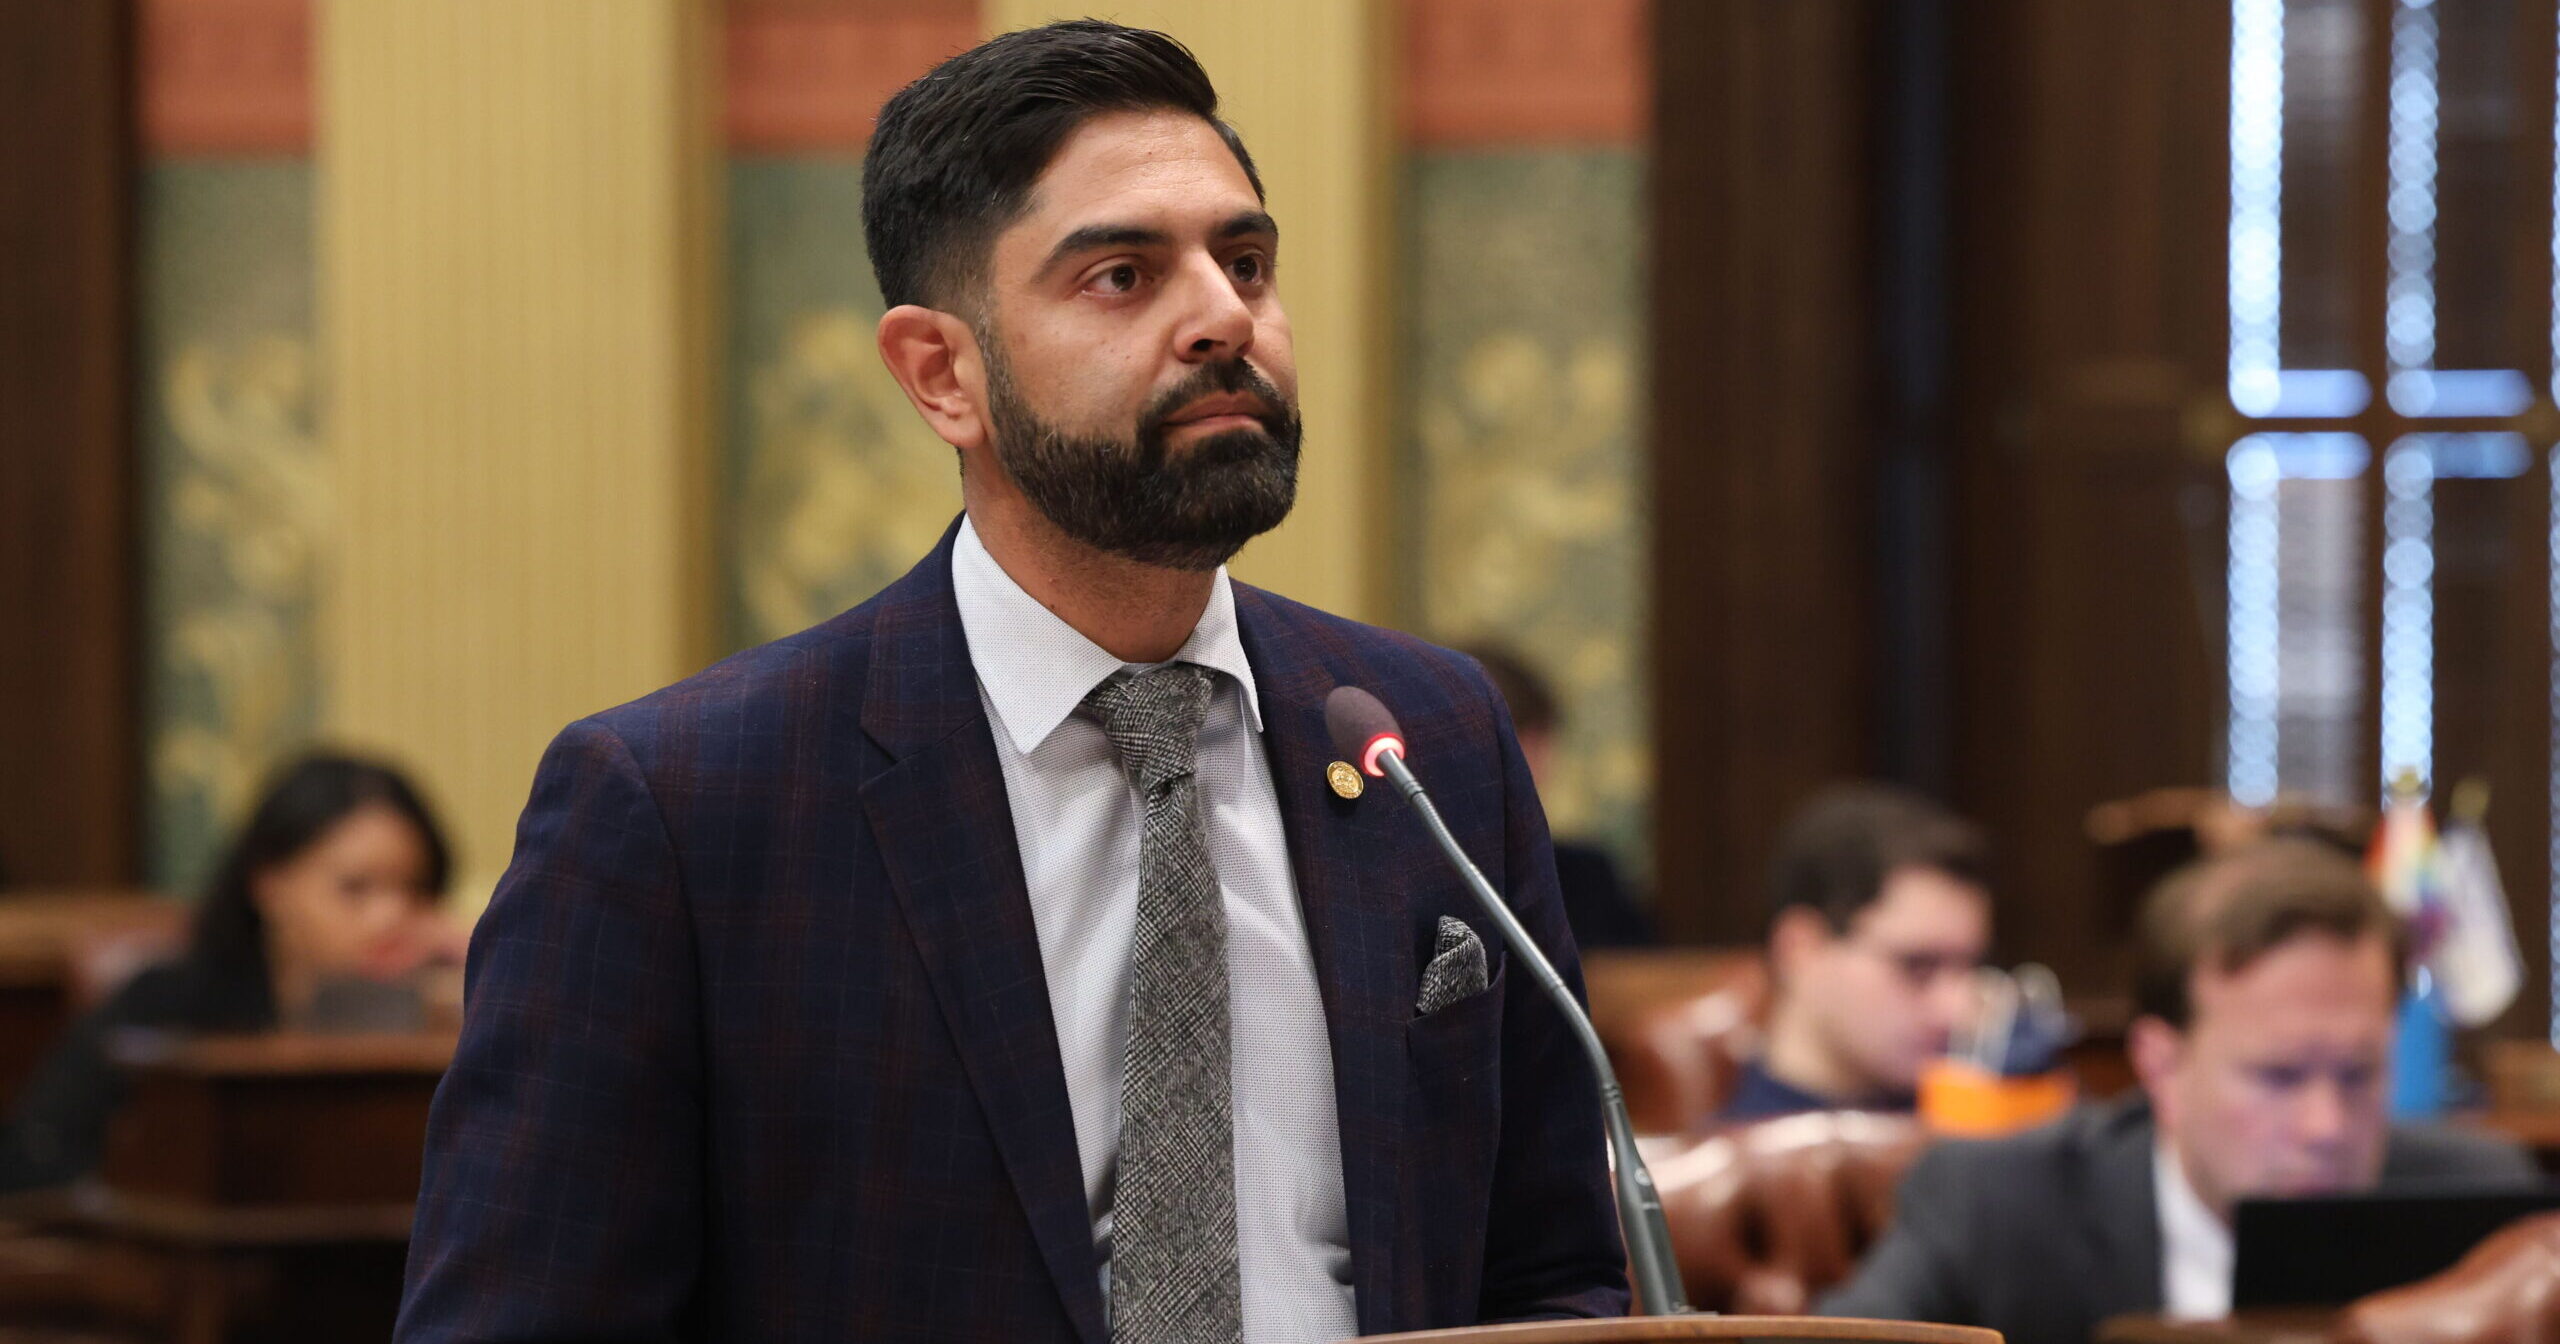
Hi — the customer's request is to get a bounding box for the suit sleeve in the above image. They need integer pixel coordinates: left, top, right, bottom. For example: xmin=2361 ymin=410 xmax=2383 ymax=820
xmin=2475 ymin=1138 xmax=2541 ymax=1184
xmin=396 ymin=719 xmax=705 ymax=1344
xmin=1474 ymin=682 xmax=1635 ymax=1321
xmin=1816 ymin=1144 xmax=1976 ymax=1326
xmin=2395 ymin=1124 xmax=2541 ymax=1186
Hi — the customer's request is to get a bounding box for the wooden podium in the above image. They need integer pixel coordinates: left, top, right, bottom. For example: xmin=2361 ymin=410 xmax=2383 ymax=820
xmin=0 ymin=1028 xmax=454 ymax=1343
xmin=0 ymin=891 xmax=181 ymax=1108
xmin=92 ymin=1028 xmax=449 ymax=1236
xmin=1363 ymin=1318 xmax=2001 ymax=1344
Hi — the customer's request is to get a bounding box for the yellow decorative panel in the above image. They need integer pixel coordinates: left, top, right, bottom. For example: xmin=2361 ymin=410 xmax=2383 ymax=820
xmin=319 ymin=0 xmax=716 ymax=905
xmin=1402 ymin=151 xmax=1648 ymax=868
xmin=723 ymin=160 xmax=962 ymax=650
xmin=141 ymin=162 xmax=323 ymax=893
xmin=984 ymin=1 xmax=1390 ymax=622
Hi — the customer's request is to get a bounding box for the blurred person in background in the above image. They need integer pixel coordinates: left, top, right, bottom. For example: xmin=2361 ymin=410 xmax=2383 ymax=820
xmin=0 ymin=752 xmax=460 ymax=1193
xmin=1722 ymin=783 xmax=1994 ymax=1120
xmin=1463 ymin=644 xmax=1655 ymax=950
xmin=1820 ymin=837 xmax=2532 ymax=1344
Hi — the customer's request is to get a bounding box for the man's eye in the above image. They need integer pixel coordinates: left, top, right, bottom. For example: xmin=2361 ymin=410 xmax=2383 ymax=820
xmin=1094 ymin=264 xmax=1140 ymax=294
xmin=1230 ymin=253 xmax=1266 ymax=284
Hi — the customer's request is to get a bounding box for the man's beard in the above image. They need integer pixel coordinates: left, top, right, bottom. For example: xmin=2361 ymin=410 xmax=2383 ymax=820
xmin=981 ymin=336 xmax=1302 ymax=572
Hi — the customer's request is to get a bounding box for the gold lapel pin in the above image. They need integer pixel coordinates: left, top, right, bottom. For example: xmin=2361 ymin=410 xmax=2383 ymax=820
xmin=1326 ymin=760 xmax=1364 ymax=800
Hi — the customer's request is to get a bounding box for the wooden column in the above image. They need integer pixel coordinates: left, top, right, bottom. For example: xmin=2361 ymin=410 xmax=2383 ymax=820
xmin=0 ymin=4 xmax=137 ymax=886
xmin=1945 ymin=0 xmax=2227 ymax=985
xmin=1650 ymin=1 xmax=1881 ymax=942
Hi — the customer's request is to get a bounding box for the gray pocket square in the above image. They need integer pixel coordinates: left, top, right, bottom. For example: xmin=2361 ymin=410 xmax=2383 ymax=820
xmin=1415 ymin=916 xmax=1490 ymax=1016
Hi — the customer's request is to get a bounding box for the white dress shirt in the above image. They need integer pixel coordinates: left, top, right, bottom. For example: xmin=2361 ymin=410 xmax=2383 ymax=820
xmin=950 ymin=516 xmax=1357 ymax=1344
xmin=2153 ymin=1144 xmax=2233 ymax=1320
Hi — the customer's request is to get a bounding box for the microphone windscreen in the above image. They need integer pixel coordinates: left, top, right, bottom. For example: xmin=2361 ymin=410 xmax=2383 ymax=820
xmin=1324 ymin=685 xmax=1406 ymax=775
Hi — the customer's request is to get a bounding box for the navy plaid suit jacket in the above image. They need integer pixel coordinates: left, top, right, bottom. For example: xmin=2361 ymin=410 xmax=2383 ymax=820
xmin=396 ymin=522 xmax=1629 ymax=1342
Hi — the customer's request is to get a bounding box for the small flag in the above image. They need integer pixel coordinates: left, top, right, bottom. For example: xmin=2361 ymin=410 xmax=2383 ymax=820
xmin=2367 ymin=771 xmax=2444 ymax=951
xmin=2370 ymin=771 xmax=2450 ymax=1118
xmin=2430 ymin=782 xmax=2522 ymax=1028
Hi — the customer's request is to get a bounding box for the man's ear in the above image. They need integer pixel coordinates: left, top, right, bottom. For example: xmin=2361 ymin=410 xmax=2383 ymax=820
xmin=877 ymin=304 xmax=990 ymax=452
xmin=2128 ymin=1014 xmax=2186 ymax=1108
xmin=1767 ymin=906 xmax=1833 ymax=985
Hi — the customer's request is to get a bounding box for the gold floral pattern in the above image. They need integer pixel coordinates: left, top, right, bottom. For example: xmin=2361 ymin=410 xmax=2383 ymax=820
xmin=153 ymin=337 xmax=324 ymax=827
xmin=734 ymin=307 xmax=960 ymax=642
xmin=725 ymin=159 xmax=958 ymax=648
xmin=142 ymin=162 xmax=322 ymax=892
xmin=1400 ymin=150 xmax=1648 ymax=872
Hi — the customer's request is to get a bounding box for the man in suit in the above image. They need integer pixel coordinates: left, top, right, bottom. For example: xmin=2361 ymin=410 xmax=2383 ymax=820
xmin=395 ymin=20 xmax=1628 ymax=1344
xmin=1820 ymin=838 xmax=2533 ymax=1344
xmin=1722 ymin=785 xmax=1992 ymax=1121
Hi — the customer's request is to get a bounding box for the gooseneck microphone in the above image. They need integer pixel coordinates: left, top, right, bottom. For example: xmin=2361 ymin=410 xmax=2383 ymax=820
xmin=1324 ymin=685 xmax=1690 ymax=1316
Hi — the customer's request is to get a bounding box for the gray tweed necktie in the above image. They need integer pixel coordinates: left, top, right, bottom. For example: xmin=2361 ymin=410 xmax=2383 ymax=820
xmin=1083 ymin=663 xmax=1241 ymax=1344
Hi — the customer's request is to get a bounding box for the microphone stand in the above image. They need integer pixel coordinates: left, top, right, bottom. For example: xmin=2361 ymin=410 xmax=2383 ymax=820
xmin=1376 ymin=751 xmax=1692 ymax=1315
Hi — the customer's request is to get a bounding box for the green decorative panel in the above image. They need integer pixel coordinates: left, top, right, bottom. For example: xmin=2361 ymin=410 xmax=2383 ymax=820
xmin=725 ymin=157 xmax=961 ymax=650
xmin=141 ymin=161 xmax=322 ymax=894
xmin=1399 ymin=149 xmax=1648 ymax=874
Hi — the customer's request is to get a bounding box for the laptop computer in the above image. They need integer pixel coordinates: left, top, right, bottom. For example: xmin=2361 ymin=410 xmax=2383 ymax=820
xmin=2233 ymin=1184 xmax=2560 ymax=1309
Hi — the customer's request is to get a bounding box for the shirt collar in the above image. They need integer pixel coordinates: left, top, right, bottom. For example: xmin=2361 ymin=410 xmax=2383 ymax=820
xmin=951 ymin=513 xmax=1264 ymax=755
xmin=2152 ymin=1142 xmax=2234 ymax=1318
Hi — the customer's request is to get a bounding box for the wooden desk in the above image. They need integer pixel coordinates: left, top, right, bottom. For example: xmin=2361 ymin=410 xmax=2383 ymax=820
xmin=2098 ymin=1311 xmax=2337 ymax=1344
xmin=2468 ymin=1042 xmax=2560 ymax=1173
xmin=8 ymin=1030 xmax=452 ymax=1344
xmin=2466 ymin=1107 xmax=2560 ymax=1170
xmin=1373 ymin=1320 xmax=2002 ymax=1343
xmin=0 ymin=892 xmax=180 ymax=1109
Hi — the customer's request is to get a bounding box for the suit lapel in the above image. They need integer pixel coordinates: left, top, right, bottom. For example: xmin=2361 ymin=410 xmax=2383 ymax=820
xmin=1235 ymin=588 xmax=1415 ymax=1336
xmin=858 ymin=527 xmax=1108 ymax=1344
xmin=2083 ymin=1097 xmax=2167 ymax=1319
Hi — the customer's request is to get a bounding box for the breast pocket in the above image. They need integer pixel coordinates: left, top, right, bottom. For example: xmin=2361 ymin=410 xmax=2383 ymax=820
xmin=1404 ymin=952 xmax=1506 ymax=1314
xmin=1408 ymin=950 xmax=1506 ymax=1075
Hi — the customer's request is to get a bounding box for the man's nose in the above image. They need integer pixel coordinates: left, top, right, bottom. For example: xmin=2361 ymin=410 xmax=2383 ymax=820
xmin=1171 ymin=256 xmax=1255 ymax=360
xmin=1927 ymin=969 xmax=1981 ymax=1031
xmin=2295 ymin=1076 xmax=2354 ymax=1144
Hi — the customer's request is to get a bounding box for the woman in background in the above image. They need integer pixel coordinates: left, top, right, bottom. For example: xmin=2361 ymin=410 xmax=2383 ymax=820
xmin=0 ymin=753 xmax=457 ymax=1192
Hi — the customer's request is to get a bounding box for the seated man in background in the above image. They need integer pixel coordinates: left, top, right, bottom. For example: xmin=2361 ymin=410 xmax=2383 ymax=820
xmin=1721 ymin=784 xmax=1993 ymax=1120
xmin=1465 ymin=644 xmax=1656 ymax=950
xmin=1820 ymin=838 xmax=2534 ymax=1344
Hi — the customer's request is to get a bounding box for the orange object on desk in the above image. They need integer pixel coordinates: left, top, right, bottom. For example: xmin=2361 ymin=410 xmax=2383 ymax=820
xmin=1918 ymin=1058 xmax=2076 ymax=1136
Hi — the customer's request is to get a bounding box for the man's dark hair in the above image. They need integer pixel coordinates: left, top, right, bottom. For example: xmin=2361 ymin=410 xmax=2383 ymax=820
xmin=1767 ymin=783 xmax=1991 ymax=935
xmin=861 ymin=20 xmax=1264 ymax=312
xmin=2133 ymin=837 xmax=2408 ymax=1030
xmin=1460 ymin=644 xmax=1560 ymax=737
